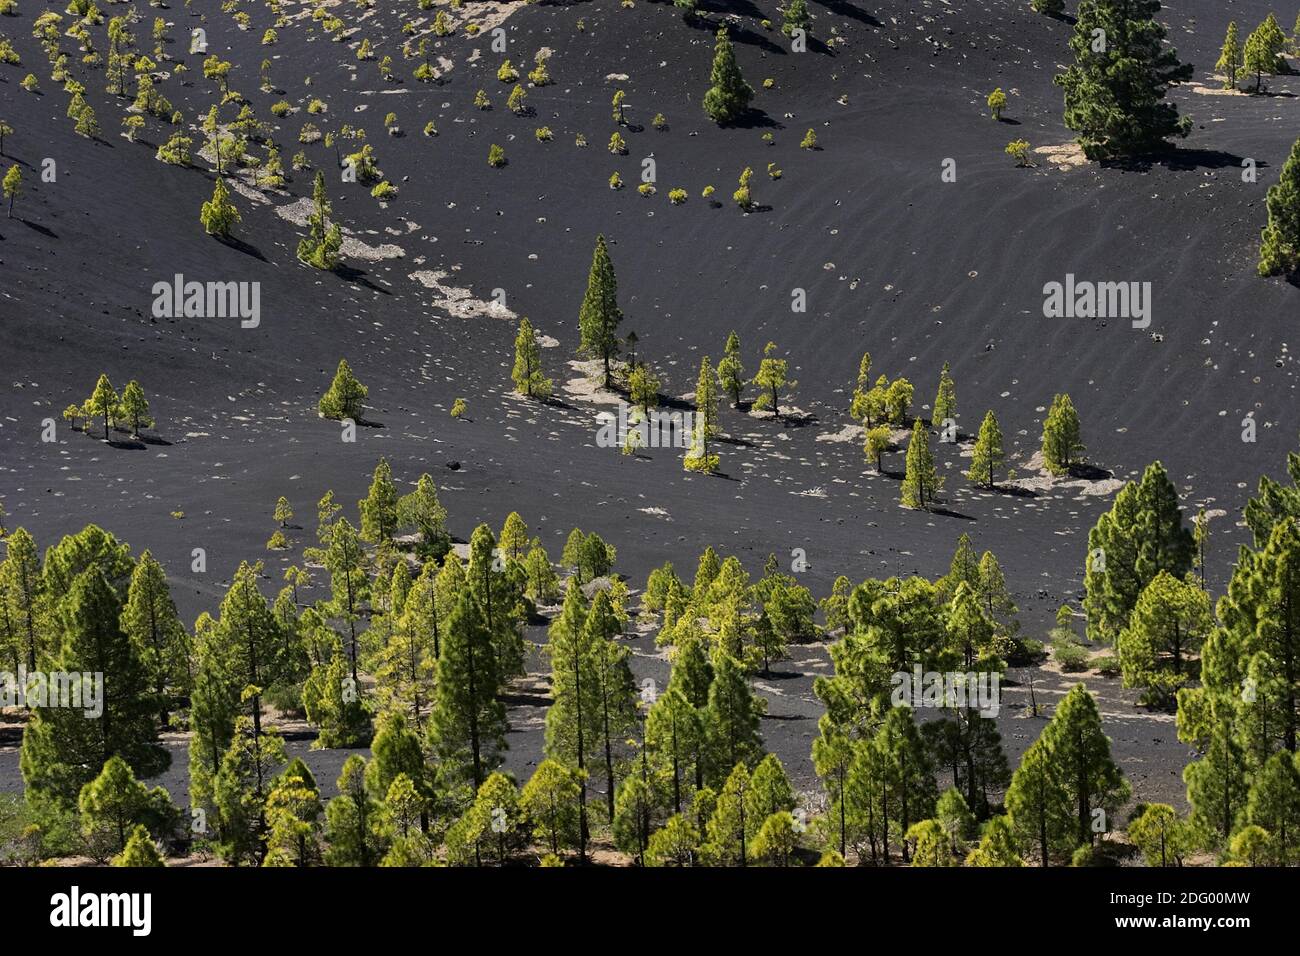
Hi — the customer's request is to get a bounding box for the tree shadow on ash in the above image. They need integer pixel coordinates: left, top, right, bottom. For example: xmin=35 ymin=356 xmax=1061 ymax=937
xmin=105 ymin=438 xmax=147 ymax=451
xmin=335 ymin=263 xmax=391 ymax=295
xmin=727 ymin=106 xmax=782 ymax=130
xmin=20 ymin=219 xmax=57 ymax=239
xmin=757 ymin=667 xmax=804 ymax=681
xmin=499 ymin=688 xmax=553 ymax=708
xmin=993 ymin=484 xmax=1039 ymax=499
xmin=1068 ymin=462 xmax=1112 ymax=481
xmin=930 ymin=506 xmax=976 ymax=521
xmin=217 ymin=234 xmax=268 ymax=261
xmin=1103 ymin=147 xmax=1249 ymax=172
xmin=815 ymin=0 xmax=882 ymax=28
xmin=716 ymin=434 xmax=757 ymax=449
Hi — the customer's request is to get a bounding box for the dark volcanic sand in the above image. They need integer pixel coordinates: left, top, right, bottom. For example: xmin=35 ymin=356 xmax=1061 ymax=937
xmin=2 ymin=0 xmax=1297 ymax=814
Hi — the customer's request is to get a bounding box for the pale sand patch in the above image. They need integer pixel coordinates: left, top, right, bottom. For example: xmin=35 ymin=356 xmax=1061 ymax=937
xmin=817 ymin=423 xmax=863 ymax=444
xmin=536 ymin=334 xmax=560 ymax=349
xmin=563 ymin=359 xmax=623 ymax=407
xmin=638 ymin=506 xmax=671 ymax=519
xmin=1035 ymin=142 xmax=1087 ymax=170
xmin=275 ymin=198 xmax=405 ymax=260
xmin=1004 ymin=451 xmax=1125 ymax=497
xmin=1190 ymin=81 xmax=1248 ymax=97
xmin=408 ymin=270 xmax=515 ymax=320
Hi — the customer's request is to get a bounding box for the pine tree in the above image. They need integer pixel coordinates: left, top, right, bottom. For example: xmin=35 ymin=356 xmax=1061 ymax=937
xmin=685 ymin=356 xmax=721 ymax=474
xmin=113 ymin=380 xmax=152 ymax=438
xmin=113 ymin=824 xmax=166 ymax=866
xmin=1258 ymin=136 xmax=1300 ymax=278
xmin=78 ymin=756 xmax=175 ymax=861
xmin=1245 ymin=751 xmax=1300 ymax=864
xmin=264 ymin=759 xmax=323 ymax=866
xmin=21 ymin=570 xmax=168 ymax=822
xmin=214 ymin=711 xmax=287 ymax=864
xmin=964 ymin=815 xmax=1024 ymax=866
xmin=1117 ymin=570 xmax=1211 ymax=704
xmin=324 ymin=755 xmax=386 ymax=866
xmin=702 ymin=28 xmax=753 ymax=124
xmin=122 ymin=551 xmax=189 ymax=729
xmin=577 ymin=234 xmax=623 ymax=388
xmin=1084 ymin=461 xmax=1193 ymax=643
xmin=848 ymin=352 xmax=873 ymax=420
xmin=646 ymin=688 xmax=704 ymax=815
xmin=200 ymin=176 xmax=240 ymax=238
xmin=0 ymin=527 xmax=43 ymax=670
xmin=1216 ymin=21 xmax=1243 ymax=89
xmin=359 ymin=457 xmax=399 ymax=544
xmin=1053 ymin=0 xmax=1192 ymax=159
xmin=396 ymin=473 xmax=450 ymax=560
xmin=511 ymin=317 xmax=552 ymax=398
xmin=612 ymin=774 xmax=655 ymax=864
xmin=297 ymin=171 xmax=343 ymax=269
xmin=1042 ymin=684 xmax=1130 ymax=847
xmin=745 ymin=754 xmax=795 ymax=837
xmin=87 ymin=373 xmax=119 ymax=439
xmin=1125 ymin=803 xmax=1189 ymax=866
xmin=932 ymin=362 xmax=956 ymax=429
xmin=543 ymin=579 xmax=596 ymax=856
xmin=318 ymin=361 xmax=368 ymax=423
xmin=967 ymin=410 xmax=1004 ymax=489
xmin=1005 ymin=737 xmax=1072 ymax=866
xmin=1244 ymin=15 xmax=1288 ymax=93
xmin=901 ymin=420 xmax=940 ymax=510
xmin=863 ymin=425 xmax=891 ymax=474
xmin=428 ymin=594 xmax=508 ymax=798
xmin=704 ymin=653 xmax=765 ymax=786
xmin=1041 ymin=393 xmax=1083 ymax=475
xmin=2 ymin=163 xmax=19 ymax=218
xmin=717 ymin=330 xmax=745 ymax=406
xmin=704 ymin=762 xmax=752 ymax=865
xmin=750 ymin=341 xmax=792 ymax=419
xmin=520 ymin=759 xmax=582 ymax=857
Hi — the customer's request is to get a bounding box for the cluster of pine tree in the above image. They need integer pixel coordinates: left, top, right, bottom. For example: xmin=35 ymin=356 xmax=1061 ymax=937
xmin=61 ymin=374 xmax=154 ymax=440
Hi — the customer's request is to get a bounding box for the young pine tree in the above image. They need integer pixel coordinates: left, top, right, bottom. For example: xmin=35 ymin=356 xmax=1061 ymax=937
xmin=511 ymin=317 xmax=552 ymax=398
xmin=702 ymin=28 xmax=753 ymax=124
xmin=717 ymin=330 xmax=745 ymax=407
xmin=1040 ymin=393 xmax=1082 ymax=475
xmin=967 ymin=410 xmax=1004 ymax=489
xmin=1258 ymin=136 xmax=1300 ymax=278
xmin=577 ymin=234 xmax=623 ymax=388
xmin=1216 ymin=21 xmax=1243 ymax=89
xmin=901 ymin=420 xmax=940 ymax=509
xmin=200 ymin=176 xmax=240 ymax=239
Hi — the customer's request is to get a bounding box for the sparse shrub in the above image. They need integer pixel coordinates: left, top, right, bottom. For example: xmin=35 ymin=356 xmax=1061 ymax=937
xmin=267 ymin=530 xmax=289 ymax=550
xmin=668 ymin=188 xmax=687 ymax=204
xmin=637 ymin=182 xmax=655 ymax=197
xmin=1053 ymin=639 xmax=1089 ymax=673
xmin=609 ymin=171 xmax=623 ymax=189
xmin=987 ymin=87 xmax=1007 ymax=120
xmin=800 ymin=128 xmax=817 ymax=149
xmin=763 ymin=78 xmax=775 ymax=89
xmin=262 ymin=28 xmax=277 ymax=45
xmin=384 ymin=111 xmax=399 ymax=134
xmin=575 ymin=132 xmax=588 ymax=147
xmin=761 ymin=131 xmax=773 ymax=144
xmin=488 ymin=143 xmax=506 ymax=167
xmin=474 ymin=89 xmax=491 ymax=110
xmin=508 ymin=84 xmax=527 ymax=114
xmin=307 ymin=98 xmax=326 ymax=114
xmin=608 ymin=131 xmax=627 ymax=154
xmin=1005 ymin=139 xmax=1032 ymax=166
xmin=270 ymin=100 xmax=291 ymax=117
xmin=535 ymin=126 xmax=553 ymax=142
xmin=371 ymin=180 xmax=397 ymax=200
xmin=652 ymin=112 xmax=667 ymax=130
xmin=20 ymin=73 xmax=37 ymax=91
xmin=156 ymin=131 xmax=192 ymax=165
xmin=423 ymin=121 xmax=437 ymax=137
xmin=767 ymin=162 xmax=782 ymax=180
xmin=497 ymin=59 xmax=519 ymax=83
xmin=733 ymin=166 xmax=754 ymax=210
xmin=450 ymin=398 xmax=468 ymax=418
